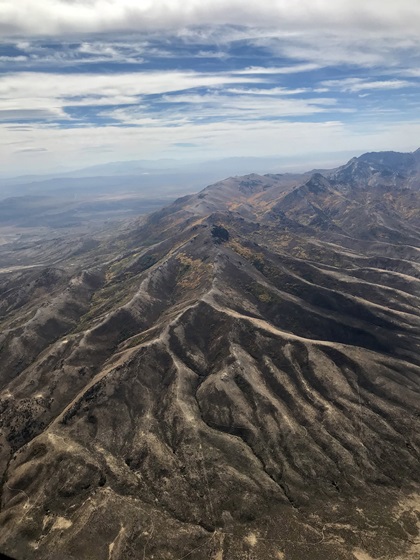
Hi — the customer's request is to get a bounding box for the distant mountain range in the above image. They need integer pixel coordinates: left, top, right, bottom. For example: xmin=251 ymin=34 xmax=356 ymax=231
xmin=1 ymin=149 xmax=420 ymax=560
xmin=1 ymin=154 xmax=340 ymax=231
xmin=0 ymin=153 xmax=354 ymax=198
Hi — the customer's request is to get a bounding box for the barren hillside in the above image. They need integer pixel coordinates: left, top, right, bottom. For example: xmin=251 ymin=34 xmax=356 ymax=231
xmin=1 ymin=150 xmax=420 ymax=560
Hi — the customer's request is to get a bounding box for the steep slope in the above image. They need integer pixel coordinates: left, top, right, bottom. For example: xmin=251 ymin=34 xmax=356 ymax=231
xmin=0 ymin=150 xmax=420 ymax=560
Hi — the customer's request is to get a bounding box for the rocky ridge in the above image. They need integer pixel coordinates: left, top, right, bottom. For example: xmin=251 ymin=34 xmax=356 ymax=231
xmin=0 ymin=150 xmax=420 ymax=560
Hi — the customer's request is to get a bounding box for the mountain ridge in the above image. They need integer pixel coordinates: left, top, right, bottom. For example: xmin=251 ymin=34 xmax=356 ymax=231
xmin=0 ymin=149 xmax=420 ymax=560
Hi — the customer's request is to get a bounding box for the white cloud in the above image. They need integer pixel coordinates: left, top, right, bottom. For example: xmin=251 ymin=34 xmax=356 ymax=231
xmin=76 ymin=42 xmax=144 ymax=63
xmin=78 ymin=42 xmax=118 ymax=57
xmin=393 ymin=69 xmax=420 ymax=78
xmin=0 ymin=55 xmax=27 ymax=62
xmin=196 ymin=50 xmax=228 ymax=59
xmin=0 ymin=2 xmax=419 ymax=175
xmin=1 ymin=5 xmax=419 ymax=76
xmin=7 ymin=39 xmax=148 ymax=66
xmin=322 ymin=78 xmax=415 ymax=93
xmin=15 ymin=147 xmax=47 ymax=153
xmin=0 ymin=108 xmax=67 ymax=122
xmin=248 ymin=31 xmax=420 ymax=70
xmin=235 ymin=64 xmax=321 ymax=75
xmin=1 ymin=1 xmax=419 ymax=36
xmin=0 ymin=70 xmax=262 ymax=114
xmin=102 ymin=92 xmax=338 ymax=125
xmin=225 ymin=87 xmax=310 ymax=96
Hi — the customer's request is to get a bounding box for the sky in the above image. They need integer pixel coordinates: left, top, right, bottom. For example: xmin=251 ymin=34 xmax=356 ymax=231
xmin=1 ymin=0 xmax=420 ymax=175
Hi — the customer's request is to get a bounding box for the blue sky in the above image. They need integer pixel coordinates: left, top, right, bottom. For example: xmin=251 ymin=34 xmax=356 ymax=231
xmin=1 ymin=1 xmax=420 ymax=175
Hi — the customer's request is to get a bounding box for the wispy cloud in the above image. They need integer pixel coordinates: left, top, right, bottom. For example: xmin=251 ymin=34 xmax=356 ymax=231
xmin=234 ymin=64 xmax=322 ymax=75
xmin=102 ymin=92 xmax=339 ymax=126
xmin=0 ymin=70 xmax=263 ymax=117
xmin=225 ymin=87 xmax=311 ymax=96
xmin=0 ymin=55 xmax=27 ymax=62
xmin=322 ymin=78 xmax=414 ymax=93
xmin=15 ymin=147 xmax=47 ymax=153
xmin=0 ymin=108 xmax=67 ymax=122
xmin=2 ymin=39 xmax=148 ymax=66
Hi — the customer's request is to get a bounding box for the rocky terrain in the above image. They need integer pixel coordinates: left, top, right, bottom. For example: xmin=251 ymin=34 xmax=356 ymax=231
xmin=0 ymin=149 xmax=420 ymax=560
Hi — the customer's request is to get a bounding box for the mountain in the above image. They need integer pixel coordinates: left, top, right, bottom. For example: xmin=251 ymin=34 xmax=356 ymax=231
xmin=0 ymin=149 xmax=420 ymax=560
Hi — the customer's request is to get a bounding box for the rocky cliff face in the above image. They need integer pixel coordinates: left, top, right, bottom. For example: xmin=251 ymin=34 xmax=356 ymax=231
xmin=1 ymin=150 xmax=420 ymax=560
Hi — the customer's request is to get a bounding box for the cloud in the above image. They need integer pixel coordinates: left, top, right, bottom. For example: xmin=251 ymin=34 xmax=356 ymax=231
xmin=234 ymin=64 xmax=322 ymax=75
xmin=397 ymin=69 xmax=420 ymax=78
xmin=0 ymin=55 xmax=27 ymax=62
xmin=225 ymin=87 xmax=311 ymax=96
xmin=78 ymin=42 xmax=119 ymax=57
xmin=15 ymin=147 xmax=47 ymax=153
xmin=321 ymin=78 xmax=415 ymax=93
xmin=196 ymin=50 xmax=228 ymax=59
xmin=0 ymin=108 xmax=67 ymax=122
xmin=92 ymin=81 xmax=345 ymax=130
xmin=1 ymin=8 xmax=419 ymax=77
xmin=173 ymin=142 xmax=199 ymax=147
xmin=76 ymin=41 xmax=144 ymax=63
xmin=102 ymin=92 xmax=338 ymax=126
xmin=0 ymin=2 xmax=419 ymax=176
xmin=5 ymin=39 xmax=148 ymax=66
xmin=246 ymin=31 xmax=420 ymax=70
xmin=1 ymin=1 xmax=420 ymax=37
xmin=0 ymin=70 xmax=263 ymax=120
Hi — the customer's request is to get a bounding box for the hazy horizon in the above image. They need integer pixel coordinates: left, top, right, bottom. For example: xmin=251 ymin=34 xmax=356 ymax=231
xmin=0 ymin=149 xmax=363 ymax=182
